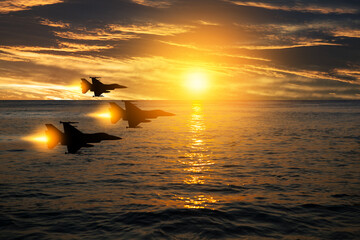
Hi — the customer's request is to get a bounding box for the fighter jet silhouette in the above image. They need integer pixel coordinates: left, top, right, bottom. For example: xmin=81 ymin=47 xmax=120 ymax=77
xmin=108 ymin=101 xmax=175 ymax=128
xmin=81 ymin=77 xmax=127 ymax=97
xmin=45 ymin=121 xmax=121 ymax=153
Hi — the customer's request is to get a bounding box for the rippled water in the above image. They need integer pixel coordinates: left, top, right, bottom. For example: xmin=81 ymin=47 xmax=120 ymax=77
xmin=0 ymin=100 xmax=359 ymax=239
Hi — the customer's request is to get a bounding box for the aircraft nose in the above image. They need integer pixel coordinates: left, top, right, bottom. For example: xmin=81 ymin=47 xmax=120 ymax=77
xmin=115 ymin=84 xmax=127 ymax=89
xmin=107 ymin=135 xmax=122 ymax=140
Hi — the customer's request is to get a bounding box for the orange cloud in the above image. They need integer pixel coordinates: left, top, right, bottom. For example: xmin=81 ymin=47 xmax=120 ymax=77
xmin=235 ymin=42 xmax=341 ymax=50
xmin=195 ymin=20 xmax=220 ymax=26
xmin=0 ymin=0 xmax=63 ymax=14
xmin=58 ymin=42 xmax=113 ymax=52
xmin=243 ymin=65 xmax=360 ymax=84
xmin=332 ymin=29 xmax=360 ymax=38
xmin=131 ymin=0 xmax=172 ymax=8
xmin=0 ymin=42 xmax=112 ymax=53
xmin=0 ymin=78 xmax=86 ymax=100
xmin=54 ymin=30 xmax=137 ymax=41
xmin=158 ymin=40 xmax=271 ymax=62
xmin=229 ymin=1 xmax=358 ymax=14
xmin=108 ymin=23 xmax=193 ymax=36
xmin=53 ymin=22 xmax=191 ymax=41
xmin=39 ymin=18 xmax=70 ymax=28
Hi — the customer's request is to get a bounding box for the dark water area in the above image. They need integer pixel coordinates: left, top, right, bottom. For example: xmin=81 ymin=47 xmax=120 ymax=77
xmin=0 ymin=100 xmax=359 ymax=239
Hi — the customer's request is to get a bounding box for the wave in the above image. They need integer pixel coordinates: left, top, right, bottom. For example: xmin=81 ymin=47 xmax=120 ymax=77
xmin=1 ymin=203 xmax=359 ymax=239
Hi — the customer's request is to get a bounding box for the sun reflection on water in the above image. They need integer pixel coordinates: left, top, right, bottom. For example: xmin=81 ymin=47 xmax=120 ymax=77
xmin=177 ymin=102 xmax=216 ymax=209
xmin=184 ymin=175 xmax=205 ymax=185
xmin=175 ymin=195 xmax=217 ymax=209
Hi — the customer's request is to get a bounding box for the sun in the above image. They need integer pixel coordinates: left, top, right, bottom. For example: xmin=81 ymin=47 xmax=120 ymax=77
xmin=186 ymin=71 xmax=208 ymax=93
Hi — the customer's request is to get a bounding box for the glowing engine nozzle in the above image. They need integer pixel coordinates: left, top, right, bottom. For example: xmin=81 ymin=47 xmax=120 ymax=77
xmin=81 ymin=78 xmax=92 ymax=94
xmin=45 ymin=124 xmax=65 ymax=149
xmin=108 ymin=102 xmax=125 ymax=124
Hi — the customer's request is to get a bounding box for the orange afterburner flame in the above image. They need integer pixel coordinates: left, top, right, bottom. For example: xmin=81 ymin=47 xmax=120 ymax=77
xmin=23 ymin=126 xmax=64 ymax=150
xmin=45 ymin=128 xmax=62 ymax=149
xmin=88 ymin=110 xmax=111 ymax=119
xmin=87 ymin=106 xmax=112 ymax=124
xmin=23 ymin=133 xmax=48 ymax=143
xmin=22 ymin=130 xmax=49 ymax=149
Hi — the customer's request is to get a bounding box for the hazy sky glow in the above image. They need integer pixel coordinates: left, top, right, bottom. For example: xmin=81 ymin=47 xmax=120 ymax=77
xmin=0 ymin=0 xmax=359 ymax=100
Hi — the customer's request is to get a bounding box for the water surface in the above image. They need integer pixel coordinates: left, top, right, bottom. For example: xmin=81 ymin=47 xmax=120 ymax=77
xmin=0 ymin=100 xmax=359 ymax=239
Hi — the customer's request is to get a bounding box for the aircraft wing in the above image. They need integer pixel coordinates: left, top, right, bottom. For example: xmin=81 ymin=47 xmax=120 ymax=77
xmin=124 ymin=101 xmax=144 ymax=128
xmin=93 ymin=89 xmax=104 ymax=97
xmin=62 ymin=122 xmax=83 ymax=137
xmin=66 ymin=142 xmax=94 ymax=153
xmin=91 ymin=78 xmax=105 ymax=96
xmin=62 ymin=123 xmax=85 ymax=153
xmin=67 ymin=143 xmax=83 ymax=154
xmin=91 ymin=78 xmax=102 ymax=85
xmin=124 ymin=101 xmax=142 ymax=112
xmin=127 ymin=118 xmax=143 ymax=128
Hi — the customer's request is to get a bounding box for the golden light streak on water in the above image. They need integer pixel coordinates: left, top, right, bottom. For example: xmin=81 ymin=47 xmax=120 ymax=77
xmin=176 ymin=195 xmax=217 ymax=209
xmin=177 ymin=102 xmax=216 ymax=209
xmin=184 ymin=175 xmax=205 ymax=184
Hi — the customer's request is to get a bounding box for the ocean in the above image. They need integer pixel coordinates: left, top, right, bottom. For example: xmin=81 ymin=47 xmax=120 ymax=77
xmin=0 ymin=100 xmax=359 ymax=239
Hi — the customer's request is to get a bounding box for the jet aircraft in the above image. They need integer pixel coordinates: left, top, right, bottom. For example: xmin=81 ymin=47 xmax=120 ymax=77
xmin=45 ymin=121 xmax=121 ymax=153
xmin=108 ymin=101 xmax=175 ymax=128
xmin=81 ymin=77 xmax=127 ymax=97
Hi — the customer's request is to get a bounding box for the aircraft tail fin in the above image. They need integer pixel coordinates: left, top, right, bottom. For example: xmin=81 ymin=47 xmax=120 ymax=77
xmin=45 ymin=124 xmax=65 ymax=149
xmin=81 ymin=78 xmax=92 ymax=94
xmin=109 ymin=102 xmax=125 ymax=124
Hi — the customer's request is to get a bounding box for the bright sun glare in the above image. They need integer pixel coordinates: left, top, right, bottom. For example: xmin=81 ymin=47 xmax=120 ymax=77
xmin=186 ymin=71 xmax=208 ymax=93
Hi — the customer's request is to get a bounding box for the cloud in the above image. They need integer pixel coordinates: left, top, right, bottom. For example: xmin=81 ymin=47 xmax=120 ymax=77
xmin=228 ymin=1 xmax=358 ymax=14
xmin=235 ymin=42 xmax=341 ymax=50
xmin=0 ymin=43 xmax=113 ymax=54
xmin=108 ymin=23 xmax=193 ymax=36
xmin=332 ymin=29 xmax=360 ymax=38
xmin=158 ymin=40 xmax=271 ymax=62
xmin=195 ymin=20 xmax=220 ymax=26
xmin=39 ymin=18 xmax=70 ymax=28
xmin=0 ymin=80 xmax=85 ymax=100
xmin=0 ymin=0 xmax=359 ymax=100
xmin=131 ymin=0 xmax=173 ymax=8
xmin=0 ymin=0 xmax=63 ymax=14
xmin=54 ymin=30 xmax=137 ymax=41
xmin=243 ymin=64 xmax=360 ymax=84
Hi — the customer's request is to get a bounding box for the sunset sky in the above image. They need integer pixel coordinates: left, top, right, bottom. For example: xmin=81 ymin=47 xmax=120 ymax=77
xmin=0 ymin=0 xmax=359 ymax=100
